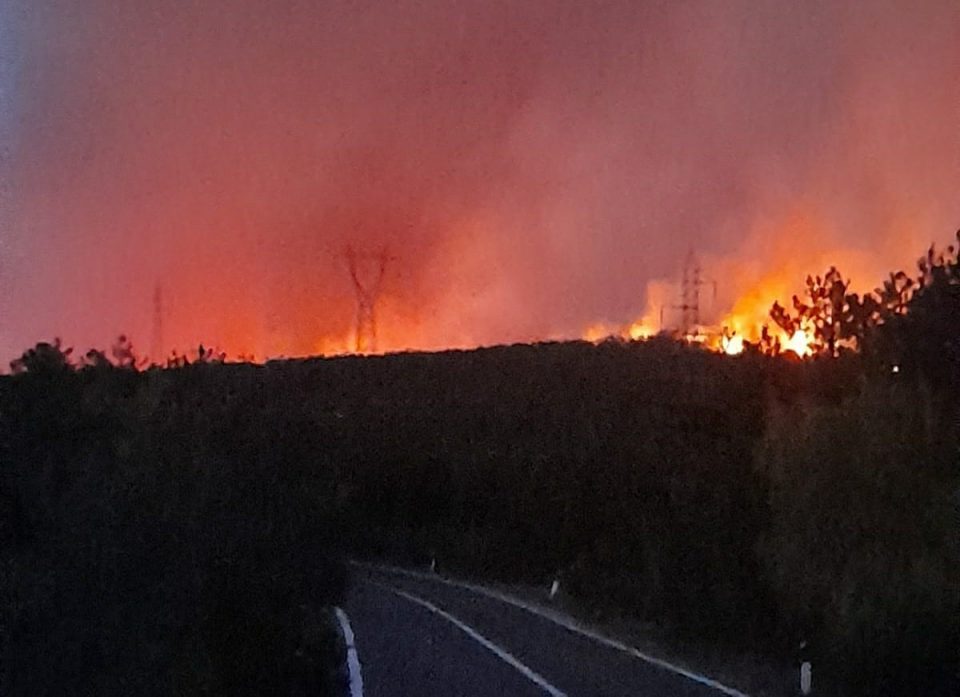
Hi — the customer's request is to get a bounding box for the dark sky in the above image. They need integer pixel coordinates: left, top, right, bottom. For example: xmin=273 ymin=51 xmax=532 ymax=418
xmin=1 ymin=0 xmax=958 ymax=361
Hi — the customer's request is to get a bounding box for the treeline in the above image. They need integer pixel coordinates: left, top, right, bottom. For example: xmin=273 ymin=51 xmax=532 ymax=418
xmin=763 ymin=230 xmax=960 ymax=369
xmin=0 ymin=360 xmax=348 ymax=695
xmin=1 ymin=234 xmax=957 ymax=695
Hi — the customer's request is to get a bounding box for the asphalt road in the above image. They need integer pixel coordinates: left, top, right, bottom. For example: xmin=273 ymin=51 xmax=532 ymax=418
xmin=341 ymin=566 xmax=749 ymax=697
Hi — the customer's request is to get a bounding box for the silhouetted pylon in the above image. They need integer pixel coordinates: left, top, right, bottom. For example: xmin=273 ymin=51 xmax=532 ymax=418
xmin=345 ymin=246 xmax=389 ymax=353
xmin=671 ymin=249 xmax=716 ymax=337
xmin=151 ymin=283 xmax=164 ymax=364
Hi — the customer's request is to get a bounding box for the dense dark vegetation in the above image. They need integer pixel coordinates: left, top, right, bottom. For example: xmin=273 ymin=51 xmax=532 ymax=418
xmin=1 ymin=234 xmax=957 ymax=696
xmin=0 ymin=358 xmax=348 ymax=695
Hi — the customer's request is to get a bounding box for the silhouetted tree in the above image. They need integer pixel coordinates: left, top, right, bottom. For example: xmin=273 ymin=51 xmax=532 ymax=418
xmin=80 ymin=349 xmax=113 ymax=371
xmin=194 ymin=343 xmax=226 ymax=364
xmin=9 ymin=338 xmax=73 ymax=375
xmin=770 ymin=267 xmax=858 ymax=356
xmin=766 ymin=230 xmax=958 ymax=362
xmin=110 ymin=334 xmax=146 ymax=370
xmin=872 ymin=231 xmax=959 ymax=392
xmin=754 ymin=325 xmax=781 ymax=355
xmin=875 ymin=270 xmax=914 ymax=315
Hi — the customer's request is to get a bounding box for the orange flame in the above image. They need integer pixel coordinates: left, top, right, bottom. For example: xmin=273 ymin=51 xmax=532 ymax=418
xmin=581 ymin=207 xmax=916 ymax=358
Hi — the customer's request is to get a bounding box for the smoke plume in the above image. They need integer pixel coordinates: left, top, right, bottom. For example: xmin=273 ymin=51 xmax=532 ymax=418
xmin=1 ymin=0 xmax=957 ymax=361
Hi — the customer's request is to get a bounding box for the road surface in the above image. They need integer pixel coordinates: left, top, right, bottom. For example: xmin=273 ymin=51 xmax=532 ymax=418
xmin=340 ymin=566 xmax=749 ymax=697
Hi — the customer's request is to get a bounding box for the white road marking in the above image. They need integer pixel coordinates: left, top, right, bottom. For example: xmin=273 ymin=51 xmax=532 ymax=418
xmin=376 ymin=582 xmax=568 ymax=697
xmin=335 ymin=606 xmax=365 ymax=697
xmin=356 ymin=562 xmax=750 ymax=697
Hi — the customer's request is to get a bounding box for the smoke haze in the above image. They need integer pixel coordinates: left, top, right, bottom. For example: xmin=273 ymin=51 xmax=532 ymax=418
xmin=1 ymin=0 xmax=958 ymax=361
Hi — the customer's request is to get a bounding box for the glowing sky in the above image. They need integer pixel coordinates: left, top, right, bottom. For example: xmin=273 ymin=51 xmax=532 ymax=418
xmin=1 ymin=1 xmax=958 ymax=363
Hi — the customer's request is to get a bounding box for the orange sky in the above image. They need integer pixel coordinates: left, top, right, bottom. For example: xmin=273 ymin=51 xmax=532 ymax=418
xmin=2 ymin=1 xmax=958 ymax=364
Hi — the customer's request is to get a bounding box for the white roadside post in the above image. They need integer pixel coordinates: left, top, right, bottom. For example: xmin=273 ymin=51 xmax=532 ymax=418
xmin=549 ymin=578 xmax=560 ymax=600
xmin=799 ymin=640 xmax=812 ymax=695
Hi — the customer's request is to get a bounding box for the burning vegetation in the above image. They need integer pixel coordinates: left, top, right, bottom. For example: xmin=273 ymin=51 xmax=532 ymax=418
xmin=3 ymin=249 xmax=957 ymax=695
xmin=5 ymin=2 xmax=958 ymax=365
xmin=584 ymin=230 xmax=959 ymax=362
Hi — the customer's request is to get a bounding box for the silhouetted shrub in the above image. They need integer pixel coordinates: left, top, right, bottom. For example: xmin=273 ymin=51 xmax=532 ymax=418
xmin=0 ymin=364 xmax=346 ymax=696
xmin=758 ymin=381 xmax=958 ymax=696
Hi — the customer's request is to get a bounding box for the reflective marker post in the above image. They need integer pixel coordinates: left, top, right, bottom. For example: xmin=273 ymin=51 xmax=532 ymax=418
xmin=799 ymin=640 xmax=812 ymax=695
xmin=800 ymin=661 xmax=812 ymax=695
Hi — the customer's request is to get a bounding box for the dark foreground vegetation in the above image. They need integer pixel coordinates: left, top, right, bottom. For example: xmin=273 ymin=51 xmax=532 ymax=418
xmin=1 ymin=234 xmax=957 ymax=696
xmin=0 ymin=358 xmax=348 ymax=695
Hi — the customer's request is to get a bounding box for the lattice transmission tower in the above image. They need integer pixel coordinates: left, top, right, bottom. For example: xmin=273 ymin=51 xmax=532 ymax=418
xmin=672 ymin=250 xmax=716 ymax=337
xmin=151 ymin=283 xmax=164 ymax=364
xmin=345 ymin=246 xmax=390 ymax=353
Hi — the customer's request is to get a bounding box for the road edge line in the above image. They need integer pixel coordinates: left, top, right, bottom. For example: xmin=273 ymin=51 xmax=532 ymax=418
xmin=335 ymin=606 xmax=364 ymax=697
xmin=375 ymin=581 xmax=567 ymax=697
xmin=354 ymin=562 xmax=750 ymax=697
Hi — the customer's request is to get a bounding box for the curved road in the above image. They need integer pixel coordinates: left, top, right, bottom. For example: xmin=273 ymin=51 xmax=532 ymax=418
xmin=341 ymin=566 xmax=750 ymax=697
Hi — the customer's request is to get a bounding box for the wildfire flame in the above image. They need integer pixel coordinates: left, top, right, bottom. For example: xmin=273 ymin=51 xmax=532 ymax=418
xmin=721 ymin=334 xmax=744 ymax=355
xmin=580 ymin=209 xmax=918 ymax=359
xmin=148 ymin=209 xmax=926 ymax=363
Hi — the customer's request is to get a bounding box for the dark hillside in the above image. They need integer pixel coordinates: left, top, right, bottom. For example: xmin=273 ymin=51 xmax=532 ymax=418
xmin=1 ymin=335 xmax=954 ymax=695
